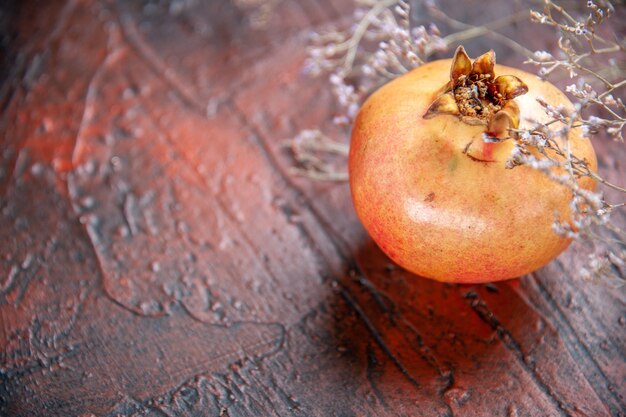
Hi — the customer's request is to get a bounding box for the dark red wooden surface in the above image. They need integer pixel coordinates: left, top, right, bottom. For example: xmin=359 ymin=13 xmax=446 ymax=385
xmin=1 ymin=1 xmax=624 ymax=416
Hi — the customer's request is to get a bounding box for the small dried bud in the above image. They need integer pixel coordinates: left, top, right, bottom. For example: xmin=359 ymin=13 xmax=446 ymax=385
xmin=603 ymin=95 xmax=617 ymax=106
xmin=533 ymin=50 xmax=553 ymax=61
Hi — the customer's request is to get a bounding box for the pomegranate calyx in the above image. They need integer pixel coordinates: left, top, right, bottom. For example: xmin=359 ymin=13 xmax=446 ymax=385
xmin=424 ymin=46 xmax=528 ymax=135
xmin=493 ymin=75 xmax=528 ymax=101
xmin=470 ymin=50 xmax=495 ymax=80
xmin=423 ymin=92 xmax=460 ymax=119
xmin=487 ymin=101 xmax=520 ymax=137
xmin=450 ymin=46 xmax=472 ymax=81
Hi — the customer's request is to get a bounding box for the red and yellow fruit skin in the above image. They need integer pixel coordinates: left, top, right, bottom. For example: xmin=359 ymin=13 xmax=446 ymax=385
xmin=349 ymin=59 xmax=597 ymax=283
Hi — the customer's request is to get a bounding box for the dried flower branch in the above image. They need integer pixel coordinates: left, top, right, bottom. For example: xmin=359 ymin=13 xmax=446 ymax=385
xmin=291 ymin=0 xmax=441 ymax=179
xmin=282 ymin=130 xmax=349 ymax=181
xmin=526 ymin=1 xmax=625 ymax=142
xmin=511 ymin=0 xmax=625 ymax=284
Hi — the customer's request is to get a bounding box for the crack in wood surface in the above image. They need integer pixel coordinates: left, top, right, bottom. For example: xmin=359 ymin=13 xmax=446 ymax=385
xmin=339 ymin=286 xmax=422 ymax=389
xmin=465 ymin=291 xmax=574 ymax=417
xmin=527 ymin=272 xmax=624 ymax=415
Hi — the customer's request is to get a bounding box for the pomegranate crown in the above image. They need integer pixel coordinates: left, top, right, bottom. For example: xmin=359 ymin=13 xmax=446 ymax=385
xmin=424 ymin=46 xmax=529 ymax=137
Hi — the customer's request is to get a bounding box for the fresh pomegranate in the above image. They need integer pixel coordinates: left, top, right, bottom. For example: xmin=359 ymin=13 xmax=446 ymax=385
xmin=349 ymin=46 xmax=597 ymax=283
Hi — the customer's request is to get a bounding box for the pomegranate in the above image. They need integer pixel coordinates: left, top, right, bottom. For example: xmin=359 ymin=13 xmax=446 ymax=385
xmin=349 ymin=46 xmax=597 ymax=283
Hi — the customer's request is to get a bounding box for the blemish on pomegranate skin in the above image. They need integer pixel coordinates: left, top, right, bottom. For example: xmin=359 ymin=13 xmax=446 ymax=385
xmin=424 ymin=192 xmax=435 ymax=202
xmin=448 ymin=155 xmax=459 ymax=172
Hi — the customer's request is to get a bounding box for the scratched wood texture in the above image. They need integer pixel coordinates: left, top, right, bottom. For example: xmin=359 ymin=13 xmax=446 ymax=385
xmin=0 ymin=0 xmax=624 ymax=416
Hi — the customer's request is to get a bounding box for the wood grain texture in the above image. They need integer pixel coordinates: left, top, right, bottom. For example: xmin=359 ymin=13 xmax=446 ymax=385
xmin=0 ymin=0 xmax=624 ymax=416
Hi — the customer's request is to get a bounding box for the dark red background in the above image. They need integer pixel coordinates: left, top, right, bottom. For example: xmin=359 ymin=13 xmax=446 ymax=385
xmin=1 ymin=1 xmax=624 ymax=416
